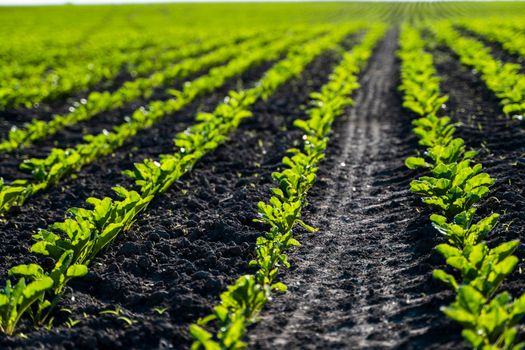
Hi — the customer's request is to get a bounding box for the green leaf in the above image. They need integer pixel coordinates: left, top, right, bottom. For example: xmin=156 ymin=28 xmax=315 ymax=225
xmin=442 ymin=305 xmax=476 ymax=325
xmin=435 ymin=244 xmax=461 ymax=259
xmin=66 ymin=265 xmax=88 ymax=278
xmin=271 ymin=282 xmax=288 ymax=292
xmin=433 ymin=269 xmax=458 ymax=290
xmin=462 ymin=329 xmax=484 ymax=348
xmin=22 ymin=277 xmax=53 ymax=299
xmin=405 ymin=156 xmax=429 ymax=169
xmin=0 ymin=294 xmax=8 ymax=307
xmin=189 ymin=324 xmax=215 ymax=344
xmin=496 ymin=256 xmax=518 ymax=276
xmin=296 ymin=219 xmax=318 ymax=232
xmin=222 ymin=317 xmax=246 ymax=348
xmin=9 ymin=264 xmax=45 ymax=278
xmin=459 ymin=285 xmax=485 ymax=314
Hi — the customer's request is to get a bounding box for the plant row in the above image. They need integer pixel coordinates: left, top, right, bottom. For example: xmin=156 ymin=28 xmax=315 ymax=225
xmin=0 ymin=27 xmax=329 ymax=217
xmin=0 ymin=36 xmax=183 ymax=109
xmin=430 ymin=21 xmax=525 ymax=118
xmin=0 ymin=33 xmax=157 ymax=83
xmin=0 ymin=26 xmax=244 ymax=110
xmin=189 ymin=23 xmax=386 ymax=350
xmin=399 ymin=24 xmax=525 ymax=350
xmin=457 ymin=19 xmax=525 ymax=60
xmin=0 ymin=24 xmax=360 ymax=336
xmin=0 ymin=29 xmax=273 ymax=152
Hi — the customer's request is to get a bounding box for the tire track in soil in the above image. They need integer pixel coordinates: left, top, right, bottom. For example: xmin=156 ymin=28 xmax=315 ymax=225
xmin=249 ymin=29 xmax=467 ymax=350
xmin=0 ymin=47 xmax=350 ymax=349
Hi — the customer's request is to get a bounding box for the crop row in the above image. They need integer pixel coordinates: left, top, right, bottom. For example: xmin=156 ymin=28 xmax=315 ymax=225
xmin=0 ymin=29 xmax=274 ymax=152
xmin=0 ymin=23 xmax=360 ymax=336
xmin=0 ymin=34 xmax=196 ymax=110
xmin=399 ymin=24 xmax=525 ymax=350
xmin=0 ymin=24 xmax=259 ymax=110
xmin=0 ymin=26 xmax=329 ymax=216
xmin=0 ymin=34 xmax=157 ymax=83
xmin=189 ymin=23 xmax=386 ymax=349
xmin=458 ymin=19 xmax=525 ymax=59
xmin=431 ymin=21 xmax=525 ymax=118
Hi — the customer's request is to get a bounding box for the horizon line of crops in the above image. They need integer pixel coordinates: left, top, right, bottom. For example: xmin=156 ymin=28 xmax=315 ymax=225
xmin=189 ymin=23 xmax=387 ymax=349
xmin=0 ymin=28 xmax=273 ymax=153
xmin=430 ymin=21 xmax=525 ymax=120
xmin=0 ymin=26 xmax=335 ymax=217
xmin=399 ymin=23 xmax=525 ymax=350
xmin=0 ymin=24 xmax=359 ymax=336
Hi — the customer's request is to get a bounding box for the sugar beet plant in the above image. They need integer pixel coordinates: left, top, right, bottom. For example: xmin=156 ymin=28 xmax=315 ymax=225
xmin=189 ymin=23 xmax=386 ymax=349
xmin=399 ymin=24 xmax=525 ymax=350
xmin=0 ymin=24 xmax=360 ymax=336
xmin=0 ymin=33 xmax=188 ymax=110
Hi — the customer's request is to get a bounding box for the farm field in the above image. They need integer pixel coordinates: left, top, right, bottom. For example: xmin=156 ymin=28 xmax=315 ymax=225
xmin=0 ymin=2 xmax=525 ymax=349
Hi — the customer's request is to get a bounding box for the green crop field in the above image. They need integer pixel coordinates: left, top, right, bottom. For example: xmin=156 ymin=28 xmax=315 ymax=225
xmin=1 ymin=2 xmax=525 ymax=349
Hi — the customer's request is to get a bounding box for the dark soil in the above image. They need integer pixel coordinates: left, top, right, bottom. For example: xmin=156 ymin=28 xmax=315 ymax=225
xmin=0 ymin=56 xmax=279 ymax=277
xmin=0 ymin=41 xmax=348 ymax=349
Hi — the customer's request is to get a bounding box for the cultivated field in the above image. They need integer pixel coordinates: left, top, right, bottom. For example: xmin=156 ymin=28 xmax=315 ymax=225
xmin=0 ymin=2 xmax=525 ymax=349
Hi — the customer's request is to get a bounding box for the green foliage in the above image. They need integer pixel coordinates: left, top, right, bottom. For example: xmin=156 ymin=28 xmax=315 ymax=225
xmin=0 ymin=20 xmax=368 ymax=338
xmin=0 ymin=30 xmax=277 ymax=153
xmin=443 ymin=287 xmax=525 ymax=350
xmin=410 ymin=159 xmax=494 ymax=218
xmin=0 ymin=186 xmax=151 ymax=334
